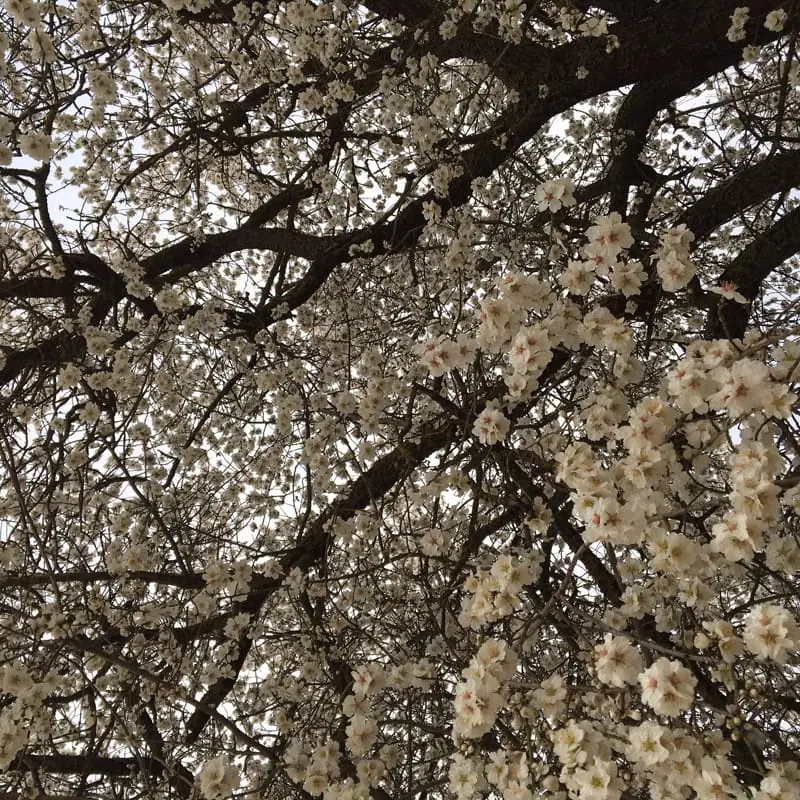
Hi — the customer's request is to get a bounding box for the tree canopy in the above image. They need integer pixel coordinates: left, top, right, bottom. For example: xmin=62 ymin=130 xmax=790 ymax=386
xmin=1 ymin=0 xmax=800 ymax=798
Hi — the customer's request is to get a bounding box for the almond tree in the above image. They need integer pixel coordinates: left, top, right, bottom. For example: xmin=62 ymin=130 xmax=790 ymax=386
xmin=0 ymin=2 xmax=799 ymax=799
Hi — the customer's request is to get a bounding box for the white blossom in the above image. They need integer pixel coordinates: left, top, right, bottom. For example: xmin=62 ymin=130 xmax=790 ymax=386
xmin=18 ymin=131 xmax=53 ymax=161
xmin=743 ymin=604 xmax=800 ymax=662
xmin=197 ymin=757 xmax=240 ymax=800
xmin=639 ymin=658 xmax=697 ymax=716
xmin=472 ymin=405 xmax=511 ymax=445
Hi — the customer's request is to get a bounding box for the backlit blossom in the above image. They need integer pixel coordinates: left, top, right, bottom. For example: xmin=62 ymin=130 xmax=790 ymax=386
xmin=472 ymin=405 xmax=511 ymax=445
xmin=764 ymin=8 xmax=788 ymax=31
xmin=727 ymin=6 xmax=749 ymax=41
xmin=743 ymin=604 xmax=800 ymax=662
xmin=708 ymin=359 xmax=770 ymax=416
xmin=703 ymin=620 xmax=745 ymax=663
xmin=656 ymin=249 xmax=694 ymax=292
xmin=627 ymin=721 xmax=670 ymax=766
xmin=535 ymin=178 xmax=576 ymax=212
xmin=559 ymin=259 xmax=595 ymax=295
xmin=585 ymin=212 xmax=633 ymax=259
xmin=639 ymin=658 xmax=697 ymax=716
xmin=594 ymin=634 xmax=643 ymax=687
xmin=709 ymin=281 xmax=747 ymax=304
xmin=19 ymin=131 xmax=53 ymax=161
xmin=197 ymin=757 xmax=240 ymax=800
xmin=573 ymin=758 xmax=621 ymax=800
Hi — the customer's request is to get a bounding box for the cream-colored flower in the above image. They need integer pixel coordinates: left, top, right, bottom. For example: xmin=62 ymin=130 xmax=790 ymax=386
xmin=639 ymin=658 xmax=696 ymax=716
xmin=197 ymin=757 xmax=240 ymax=800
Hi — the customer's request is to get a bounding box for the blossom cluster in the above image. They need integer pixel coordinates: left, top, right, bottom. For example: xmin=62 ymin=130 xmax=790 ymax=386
xmin=471 ymin=404 xmax=511 ymax=445
xmin=727 ymin=6 xmax=750 ymax=41
xmin=535 ymin=177 xmax=576 ymax=212
xmin=655 ymin=224 xmax=696 ymax=292
xmin=459 ymin=552 xmax=542 ymax=628
xmin=667 ymin=341 xmax=796 ymax=418
xmin=743 ymin=603 xmax=800 ymax=662
xmin=559 ymin=211 xmax=635 ymax=295
xmin=475 ymin=271 xmax=552 ymax=353
xmin=639 ymin=657 xmax=697 ymax=716
xmin=414 ymin=334 xmax=476 ymax=377
xmin=197 ymin=758 xmax=240 ymax=800
xmin=453 ymin=639 xmax=518 ymax=740
xmin=550 ymin=701 xmax=800 ymax=800
xmin=710 ymin=439 xmax=783 ymax=562
xmin=593 ymin=634 xmax=644 ymax=687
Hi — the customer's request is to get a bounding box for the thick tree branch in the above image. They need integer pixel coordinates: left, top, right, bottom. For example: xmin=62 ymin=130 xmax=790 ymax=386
xmin=678 ymin=149 xmax=800 ymax=240
xmin=706 ymin=204 xmax=800 ymax=339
